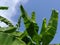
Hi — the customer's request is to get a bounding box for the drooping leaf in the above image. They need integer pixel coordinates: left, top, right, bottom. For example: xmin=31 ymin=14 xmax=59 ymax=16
xmin=0 ymin=16 xmax=14 ymax=27
xmin=0 ymin=27 xmax=17 ymax=33
xmin=0 ymin=32 xmax=26 ymax=45
xmin=11 ymin=31 xmax=23 ymax=37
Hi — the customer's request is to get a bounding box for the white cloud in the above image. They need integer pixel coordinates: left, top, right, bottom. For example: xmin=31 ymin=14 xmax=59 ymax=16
xmin=0 ymin=0 xmax=28 ymax=27
xmin=20 ymin=0 xmax=28 ymax=4
xmin=0 ymin=22 xmax=8 ymax=27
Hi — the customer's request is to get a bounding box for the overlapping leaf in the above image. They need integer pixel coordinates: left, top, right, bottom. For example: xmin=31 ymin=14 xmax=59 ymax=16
xmin=0 ymin=27 xmax=17 ymax=33
xmin=39 ymin=18 xmax=47 ymax=44
xmin=41 ymin=9 xmax=58 ymax=45
xmin=20 ymin=5 xmax=39 ymax=37
xmin=0 ymin=6 xmax=26 ymax=45
xmin=0 ymin=32 xmax=26 ymax=45
xmin=0 ymin=5 xmax=59 ymax=45
xmin=16 ymin=16 xmax=21 ymax=30
xmin=40 ymin=18 xmax=47 ymax=35
xmin=20 ymin=5 xmax=40 ymax=45
xmin=46 ymin=10 xmax=58 ymax=44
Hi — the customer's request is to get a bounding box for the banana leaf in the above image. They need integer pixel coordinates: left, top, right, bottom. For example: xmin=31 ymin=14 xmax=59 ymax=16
xmin=0 ymin=16 xmax=13 ymax=27
xmin=20 ymin=5 xmax=40 ymax=45
xmin=41 ymin=9 xmax=58 ymax=45
xmin=0 ymin=32 xmax=26 ymax=45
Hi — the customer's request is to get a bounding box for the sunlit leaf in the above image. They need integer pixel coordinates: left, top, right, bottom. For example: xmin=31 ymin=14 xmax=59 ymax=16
xmin=20 ymin=5 xmax=39 ymax=37
xmin=0 ymin=27 xmax=17 ymax=33
xmin=20 ymin=5 xmax=39 ymax=45
xmin=0 ymin=32 xmax=26 ymax=45
xmin=42 ymin=9 xmax=58 ymax=45
xmin=31 ymin=11 xmax=36 ymax=23
xmin=40 ymin=18 xmax=47 ymax=34
xmin=39 ymin=18 xmax=47 ymax=44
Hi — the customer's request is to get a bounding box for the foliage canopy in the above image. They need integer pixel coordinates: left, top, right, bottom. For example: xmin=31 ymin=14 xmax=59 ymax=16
xmin=0 ymin=5 xmax=59 ymax=45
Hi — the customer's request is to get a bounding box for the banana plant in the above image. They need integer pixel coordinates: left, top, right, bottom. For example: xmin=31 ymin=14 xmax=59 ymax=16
xmin=40 ymin=9 xmax=58 ymax=45
xmin=20 ymin=5 xmax=59 ymax=45
xmin=0 ymin=5 xmax=59 ymax=45
xmin=20 ymin=5 xmax=40 ymax=45
xmin=0 ymin=7 xmax=26 ymax=45
xmin=0 ymin=16 xmax=26 ymax=45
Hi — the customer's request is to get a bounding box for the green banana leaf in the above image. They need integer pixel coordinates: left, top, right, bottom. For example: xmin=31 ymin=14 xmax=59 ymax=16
xmin=0 ymin=16 xmax=13 ymax=27
xmin=31 ymin=11 xmax=36 ymax=23
xmin=39 ymin=18 xmax=47 ymax=44
xmin=0 ymin=32 xmax=26 ymax=45
xmin=20 ymin=5 xmax=39 ymax=37
xmin=0 ymin=27 xmax=17 ymax=33
xmin=40 ymin=9 xmax=58 ymax=45
xmin=40 ymin=18 xmax=47 ymax=36
xmin=16 ymin=16 xmax=21 ymax=30
xmin=0 ymin=5 xmax=59 ymax=45
xmin=20 ymin=5 xmax=40 ymax=45
xmin=0 ymin=6 xmax=8 ymax=10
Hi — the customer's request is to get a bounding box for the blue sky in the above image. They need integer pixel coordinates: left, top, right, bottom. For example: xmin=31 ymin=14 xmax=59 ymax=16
xmin=0 ymin=0 xmax=60 ymax=44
